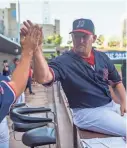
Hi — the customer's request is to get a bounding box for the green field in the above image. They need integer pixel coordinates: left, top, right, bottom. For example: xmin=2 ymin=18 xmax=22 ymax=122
xmin=115 ymin=64 xmax=121 ymax=72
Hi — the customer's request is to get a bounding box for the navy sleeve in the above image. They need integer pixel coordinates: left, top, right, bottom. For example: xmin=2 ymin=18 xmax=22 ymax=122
xmin=49 ymin=57 xmax=66 ymax=81
xmin=0 ymin=81 xmax=16 ymax=123
xmin=43 ymin=56 xmax=66 ymax=86
xmin=0 ymin=75 xmax=10 ymax=82
xmin=106 ymin=55 xmax=121 ymax=86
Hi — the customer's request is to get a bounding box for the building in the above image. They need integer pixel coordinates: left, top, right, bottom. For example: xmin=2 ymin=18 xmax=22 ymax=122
xmin=42 ymin=19 xmax=60 ymax=39
xmin=42 ymin=1 xmax=60 ymax=40
xmin=0 ymin=3 xmax=60 ymax=43
xmin=20 ymin=19 xmax=60 ymax=41
xmin=122 ymin=18 xmax=127 ymax=38
xmin=0 ymin=2 xmax=60 ymax=46
xmin=0 ymin=3 xmax=18 ymax=41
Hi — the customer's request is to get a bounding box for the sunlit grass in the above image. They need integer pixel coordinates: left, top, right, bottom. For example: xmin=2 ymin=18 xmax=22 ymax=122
xmin=115 ymin=64 xmax=121 ymax=72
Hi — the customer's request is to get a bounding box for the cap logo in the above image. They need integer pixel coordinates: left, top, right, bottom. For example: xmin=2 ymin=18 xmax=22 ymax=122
xmin=76 ymin=20 xmax=85 ymax=28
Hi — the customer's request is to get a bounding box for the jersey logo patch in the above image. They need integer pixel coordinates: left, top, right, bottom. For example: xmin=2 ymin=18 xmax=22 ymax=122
xmin=103 ymin=68 xmax=108 ymax=80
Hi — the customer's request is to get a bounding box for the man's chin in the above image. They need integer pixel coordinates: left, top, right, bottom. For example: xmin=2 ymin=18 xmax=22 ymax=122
xmin=75 ymin=47 xmax=86 ymax=53
xmin=75 ymin=50 xmax=85 ymax=56
xmin=75 ymin=47 xmax=91 ymax=57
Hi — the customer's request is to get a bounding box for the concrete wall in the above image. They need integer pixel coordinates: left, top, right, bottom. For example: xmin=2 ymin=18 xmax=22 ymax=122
xmin=8 ymin=4 xmax=18 ymax=39
xmin=0 ymin=20 xmax=4 ymax=34
xmin=123 ymin=19 xmax=127 ymax=38
xmin=43 ymin=24 xmax=55 ymax=39
xmin=3 ymin=8 xmax=9 ymax=37
xmin=0 ymin=9 xmax=5 ymax=35
xmin=0 ymin=10 xmax=4 ymax=20
xmin=0 ymin=3 xmax=18 ymax=39
xmin=55 ymin=19 xmax=60 ymax=35
xmin=0 ymin=52 xmax=15 ymax=73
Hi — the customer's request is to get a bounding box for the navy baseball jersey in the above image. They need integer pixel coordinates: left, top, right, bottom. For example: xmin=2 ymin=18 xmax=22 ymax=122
xmin=0 ymin=75 xmax=15 ymax=122
xmin=46 ymin=48 xmax=121 ymax=109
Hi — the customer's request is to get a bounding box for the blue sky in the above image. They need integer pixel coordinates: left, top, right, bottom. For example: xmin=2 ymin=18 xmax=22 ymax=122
xmin=0 ymin=0 xmax=127 ymax=44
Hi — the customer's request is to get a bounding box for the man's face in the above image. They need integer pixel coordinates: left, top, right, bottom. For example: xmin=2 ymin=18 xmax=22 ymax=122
xmin=15 ymin=60 xmax=20 ymax=66
xmin=71 ymin=32 xmax=96 ymax=56
xmin=3 ymin=62 xmax=8 ymax=67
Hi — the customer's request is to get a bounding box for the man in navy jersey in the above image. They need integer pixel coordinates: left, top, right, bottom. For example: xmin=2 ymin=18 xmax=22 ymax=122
xmin=21 ymin=19 xmax=126 ymax=136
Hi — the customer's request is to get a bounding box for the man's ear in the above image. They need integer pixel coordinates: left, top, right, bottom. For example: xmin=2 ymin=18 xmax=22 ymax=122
xmin=92 ymin=35 xmax=97 ymax=43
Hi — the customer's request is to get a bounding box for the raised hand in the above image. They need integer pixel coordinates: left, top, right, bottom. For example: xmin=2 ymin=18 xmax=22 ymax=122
xmin=21 ymin=26 xmax=41 ymax=55
xmin=20 ymin=20 xmax=33 ymax=36
xmin=21 ymin=20 xmax=43 ymax=45
xmin=20 ymin=32 xmax=25 ymax=47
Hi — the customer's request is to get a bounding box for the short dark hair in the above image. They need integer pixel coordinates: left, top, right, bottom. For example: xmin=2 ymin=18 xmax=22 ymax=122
xmin=13 ymin=57 xmax=19 ymax=63
xmin=3 ymin=60 xmax=8 ymax=63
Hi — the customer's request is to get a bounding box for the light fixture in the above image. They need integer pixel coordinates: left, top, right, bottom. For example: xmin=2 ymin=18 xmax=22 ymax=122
xmin=15 ymin=48 xmax=19 ymax=53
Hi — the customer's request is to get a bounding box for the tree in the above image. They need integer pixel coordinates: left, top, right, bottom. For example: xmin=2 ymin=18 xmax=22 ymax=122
xmin=108 ymin=36 xmax=120 ymax=47
xmin=53 ymin=35 xmax=62 ymax=46
xmin=47 ymin=38 xmax=52 ymax=44
xmin=46 ymin=34 xmax=62 ymax=46
xmin=46 ymin=35 xmax=54 ymax=44
xmin=96 ymin=35 xmax=105 ymax=46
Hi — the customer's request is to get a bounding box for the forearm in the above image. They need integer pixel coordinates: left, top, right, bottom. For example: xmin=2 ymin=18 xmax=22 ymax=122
xmin=8 ymin=51 xmax=32 ymax=97
xmin=33 ymin=46 xmax=53 ymax=84
xmin=109 ymin=86 xmax=120 ymax=104
xmin=114 ymin=82 xmax=126 ymax=103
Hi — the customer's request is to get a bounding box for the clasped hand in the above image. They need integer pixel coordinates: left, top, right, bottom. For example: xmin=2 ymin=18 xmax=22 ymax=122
xmin=20 ymin=20 xmax=43 ymax=54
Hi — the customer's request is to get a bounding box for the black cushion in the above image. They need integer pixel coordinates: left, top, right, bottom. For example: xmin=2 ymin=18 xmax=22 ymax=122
xmin=10 ymin=107 xmax=52 ymax=123
xmin=10 ymin=114 xmax=52 ymax=123
xmin=12 ymin=103 xmax=26 ymax=108
xmin=13 ymin=122 xmax=48 ymax=132
xmin=22 ymin=127 xmax=56 ymax=147
xmin=12 ymin=107 xmax=51 ymax=114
